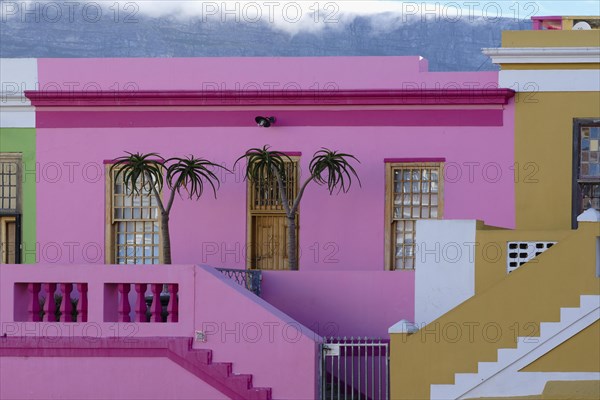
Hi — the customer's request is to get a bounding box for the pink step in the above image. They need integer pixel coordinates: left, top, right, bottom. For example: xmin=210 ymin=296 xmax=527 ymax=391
xmin=0 ymin=336 xmax=272 ymax=400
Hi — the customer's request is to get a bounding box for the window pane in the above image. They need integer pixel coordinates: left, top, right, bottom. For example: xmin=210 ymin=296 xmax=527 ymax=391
xmin=582 ymin=138 xmax=590 ymax=151
xmin=251 ymin=160 xmax=297 ymax=211
xmin=111 ymin=169 xmax=161 ymax=264
xmin=0 ymin=158 xmax=20 ymax=212
xmin=390 ymin=164 xmax=442 ymax=270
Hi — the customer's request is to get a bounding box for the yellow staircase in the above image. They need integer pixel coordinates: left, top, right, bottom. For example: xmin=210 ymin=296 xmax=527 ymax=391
xmin=390 ymin=222 xmax=600 ymax=400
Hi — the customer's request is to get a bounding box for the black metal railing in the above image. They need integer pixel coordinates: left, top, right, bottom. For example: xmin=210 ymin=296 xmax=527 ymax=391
xmin=216 ymin=268 xmax=262 ymax=297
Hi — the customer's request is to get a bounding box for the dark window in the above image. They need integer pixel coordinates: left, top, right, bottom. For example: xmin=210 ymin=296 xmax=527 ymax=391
xmin=573 ymin=119 xmax=600 ymax=228
xmin=0 ymin=154 xmax=22 ymax=264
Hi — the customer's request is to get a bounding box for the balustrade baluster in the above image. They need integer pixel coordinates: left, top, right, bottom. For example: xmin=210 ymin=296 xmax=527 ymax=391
xmin=149 ymin=284 xmax=162 ymax=322
xmin=42 ymin=283 xmax=57 ymax=322
xmin=167 ymin=284 xmax=179 ymax=322
xmin=134 ymin=284 xmax=148 ymax=322
xmin=76 ymin=283 xmax=88 ymax=322
xmin=60 ymin=283 xmax=73 ymax=322
xmin=28 ymin=283 xmax=41 ymax=322
xmin=118 ymin=283 xmax=131 ymax=322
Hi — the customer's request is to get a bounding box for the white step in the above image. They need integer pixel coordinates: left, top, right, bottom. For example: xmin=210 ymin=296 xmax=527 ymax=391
xmin=476 ymin=361 xmax=498 ymax=376
xmin=430 ymin=295 xmax=600 ymax=400
xmin=560 ymin=306 xmax=583 ymax=322
xmin=580 ymin=294 xmax=600 ymax=309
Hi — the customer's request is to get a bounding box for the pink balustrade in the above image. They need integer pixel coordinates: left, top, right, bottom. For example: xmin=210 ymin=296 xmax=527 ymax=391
xmin=2 ymin=264 xmax=191 ymax=337
xmin=1 ymin=264 xmax=319 ymax=399
xmin=17 ymin=281 xmax=179 ymax=323
xmin=25 ymin=282 xmax=84 ymax=322
xmin=114 ymin=282 xmax=179 ymax=323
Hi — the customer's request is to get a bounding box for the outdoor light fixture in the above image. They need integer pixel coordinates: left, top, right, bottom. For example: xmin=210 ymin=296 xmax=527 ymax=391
xmin=255 ymin=116 xmax=276 ymax=128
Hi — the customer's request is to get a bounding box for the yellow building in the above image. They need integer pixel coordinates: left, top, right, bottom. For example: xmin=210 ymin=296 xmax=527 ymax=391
xmin=389 ymin=17 xmax=600 ymax=400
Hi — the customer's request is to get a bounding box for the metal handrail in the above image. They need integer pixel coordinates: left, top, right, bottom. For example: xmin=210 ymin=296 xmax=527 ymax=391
xmin=216 ymin=268 xmax=262 ymax=297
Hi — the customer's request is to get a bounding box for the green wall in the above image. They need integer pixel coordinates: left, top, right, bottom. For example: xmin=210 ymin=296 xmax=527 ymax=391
xmin=0 ymin=128 xmax=36 ymax=263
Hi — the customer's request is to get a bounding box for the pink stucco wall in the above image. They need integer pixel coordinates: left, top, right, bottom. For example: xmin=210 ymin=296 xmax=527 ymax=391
xmin=194 ymin=266 xmax=320 ymax=400
xmin=0 ymin=357 xmax=228 ymax=400
xmin=1 ymin=264 xmax=319 ymax=399
xmin=34 ymin=58 xmax=513 ymax=270
xmin=261 ymin=271 xmax=415 ymax=337
xmin=0 ymin=264 xmax=195 ymax=337
xmin=35 ymin=122 xmax=515 ymax=268
xmin=30 ymin=58 xmax=514 ymax=344
xmin=37 ymin=57 xmax=499 ymax=91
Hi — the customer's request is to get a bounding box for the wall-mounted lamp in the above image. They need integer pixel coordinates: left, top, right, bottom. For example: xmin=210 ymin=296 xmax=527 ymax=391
xmin=255 ymin=116 xmax=276 ymax=128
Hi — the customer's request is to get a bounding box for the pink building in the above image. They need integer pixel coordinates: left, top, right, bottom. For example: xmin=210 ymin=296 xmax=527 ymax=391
xmin=2 ymin=56 xmax=515 ymax=399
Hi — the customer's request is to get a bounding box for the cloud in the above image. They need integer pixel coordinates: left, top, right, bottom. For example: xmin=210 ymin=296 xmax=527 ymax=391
xmin=2 ymin=1 xmax=597 ymax=35
xmin=127 ymin=1 xmax=517 ymax=34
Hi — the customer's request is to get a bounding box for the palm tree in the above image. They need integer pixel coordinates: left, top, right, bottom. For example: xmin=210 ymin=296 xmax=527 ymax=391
xmin=237 ymin=146 xmax=361 ymax=270
xmin=111 ymin=152 xmax=228 ymax=264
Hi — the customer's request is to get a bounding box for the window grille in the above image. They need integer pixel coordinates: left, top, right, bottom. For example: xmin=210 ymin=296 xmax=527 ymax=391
xmin=108 ymin=168 xmax=161 ymax=264
xmin=578 ymin=125 xmax=600 ymax=212
xmin=507 ymin=241 xmax=556 ymax=273
xmin=0 ymin=157 xmax=20 ymax=212
xmin=249 ymin=161 xmax=298 ymax=212
xmin=0 ymin=154 xmax=22 ymax=264
xmin=388 ymin=163 xmax=443 ymax=270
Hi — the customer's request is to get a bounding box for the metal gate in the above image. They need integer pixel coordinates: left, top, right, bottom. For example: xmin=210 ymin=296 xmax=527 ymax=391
xmin=320 ymin=337 xmax=389 ymax=400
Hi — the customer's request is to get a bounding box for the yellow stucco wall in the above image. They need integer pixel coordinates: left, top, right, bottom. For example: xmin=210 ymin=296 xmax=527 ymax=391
xmin=539 ymin=381 xmax=600 ymax=400
xmin=514 ymin=92 xmax=600 ymax=231
xmin=390 ymin=223 xmax=599 ymax=400
xmin=502 ymin=31 xmax=600 ymax=48
xmin=521 ymin=321 xmax=600 ymax=372
xmin=474 ymin=229 xmax=572 ymax=294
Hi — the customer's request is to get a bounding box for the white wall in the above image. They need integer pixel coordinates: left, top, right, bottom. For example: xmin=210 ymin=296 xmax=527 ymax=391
xmin=0 ymin=58 xmax=37 ymax=128
xmin=414 ymin=219 xmax=477 ymax=326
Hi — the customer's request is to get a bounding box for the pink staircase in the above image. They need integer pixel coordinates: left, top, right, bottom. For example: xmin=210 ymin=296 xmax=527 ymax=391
xmin=0 ymin=336 xmax=272 ymax=400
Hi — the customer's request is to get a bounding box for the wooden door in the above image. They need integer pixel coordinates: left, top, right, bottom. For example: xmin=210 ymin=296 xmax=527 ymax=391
xmin=251 ymin=215 xmax=289 ymax=270
xmin=247 ymin=159 xmax=299 ymax=270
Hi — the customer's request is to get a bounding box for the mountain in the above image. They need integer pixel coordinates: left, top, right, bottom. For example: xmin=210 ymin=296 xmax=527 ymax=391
xmin=0 ymin=11 xmax=531 ymax=71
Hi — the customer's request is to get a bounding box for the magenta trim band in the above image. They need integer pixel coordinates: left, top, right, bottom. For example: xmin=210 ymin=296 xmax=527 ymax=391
xmin=281 ymin=152 xmax=302 ymax=157
xmin=384 ymin=158 xmax=446 ymax=163
xmin=36 ymin=109 xmax=504 ymax=128
xmin=25 ymin=89 xmax=515 ymax=107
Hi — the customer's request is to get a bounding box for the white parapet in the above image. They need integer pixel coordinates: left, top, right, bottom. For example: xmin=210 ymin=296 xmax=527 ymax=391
xmin=577 ymin=208 xmax=600 ymax=222
xmin=0 ymin=58 xmax=37 ymax=128
xmin=414 ymin=219 xmax=477 ymax=326
xmin=388 ymin=319 xmax=419 ymax=334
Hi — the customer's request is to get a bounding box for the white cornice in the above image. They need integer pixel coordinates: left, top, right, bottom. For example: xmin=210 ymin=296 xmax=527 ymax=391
xmin=0 ymin=94 xmax=35 ymax=128
xmin=499 ymin=69 xmax=600 ymax=92
xmin=483 ymin=47 xmax=600 ymax=64
xmin=0 ymin=94 xmax=32 ymax=108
